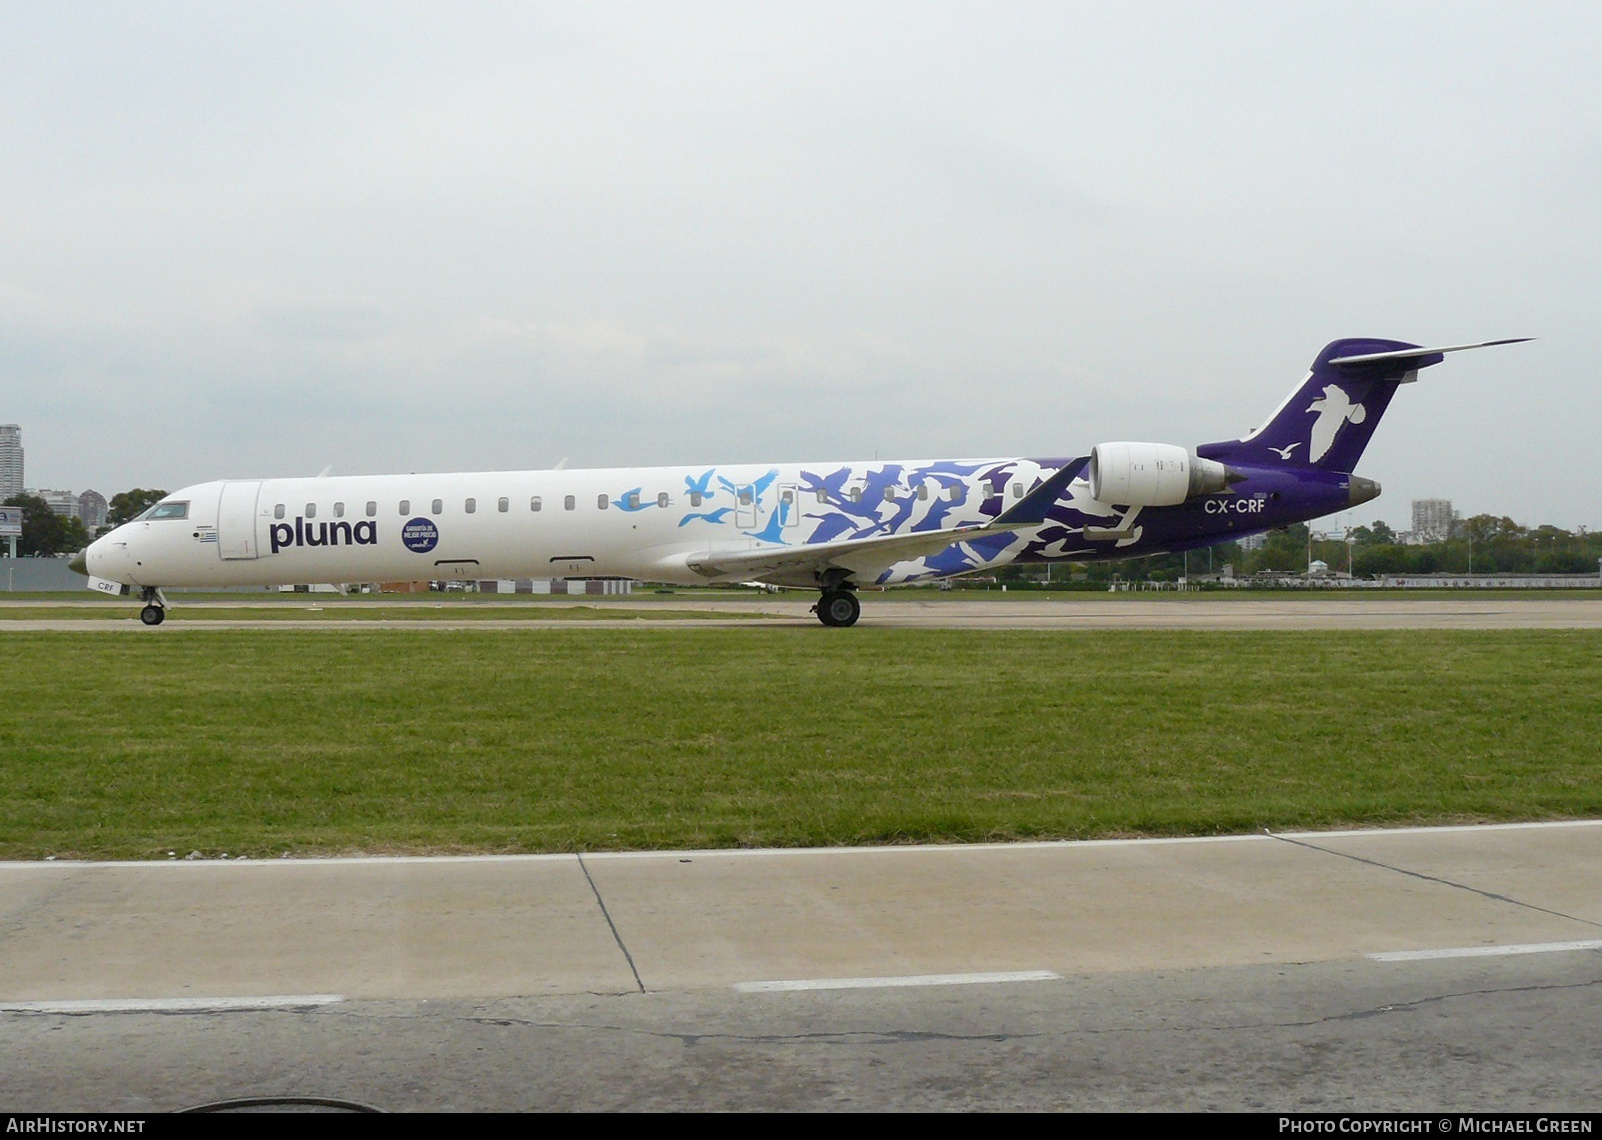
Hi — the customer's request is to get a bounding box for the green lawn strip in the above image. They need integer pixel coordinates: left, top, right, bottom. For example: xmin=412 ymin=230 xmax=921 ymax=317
xmin=2 ymin=629 xmax=1598 ymax=859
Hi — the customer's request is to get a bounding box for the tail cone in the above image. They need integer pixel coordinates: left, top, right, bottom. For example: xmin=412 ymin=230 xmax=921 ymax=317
xmin=1348 ymin=476 xmax=1381 ymax=508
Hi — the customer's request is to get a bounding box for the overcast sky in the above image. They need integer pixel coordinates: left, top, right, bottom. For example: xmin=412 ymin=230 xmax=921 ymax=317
xmin=2 ymin=1 xmax=1597 ymax=530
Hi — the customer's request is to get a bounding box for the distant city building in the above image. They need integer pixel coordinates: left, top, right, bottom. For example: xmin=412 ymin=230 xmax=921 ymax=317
xmin=0 ymin=425 xmax=21 ymax=498
xmin=29 ymin=489 xmax=79 ymax=518
xmin=78 ymin=489 xmax=108 ymax=529
xmin=1411 ymin=498 xmax=1454 ymax=544
xmin=1237 ymin=532 xmax=1267 ymax=552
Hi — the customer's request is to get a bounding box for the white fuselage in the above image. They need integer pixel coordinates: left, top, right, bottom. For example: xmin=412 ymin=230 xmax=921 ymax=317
xmin=84 ymin=458 xmax=1063 ymax=591
xmin=83 ymin=336 xmax=1509 ymax=607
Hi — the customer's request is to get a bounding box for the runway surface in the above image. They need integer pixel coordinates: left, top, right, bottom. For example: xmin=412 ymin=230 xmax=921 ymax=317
xmin=2 ymin=595 xmax=1601 ymax=630
xmin=4 ymin=822 xmax=1601 ymax=1110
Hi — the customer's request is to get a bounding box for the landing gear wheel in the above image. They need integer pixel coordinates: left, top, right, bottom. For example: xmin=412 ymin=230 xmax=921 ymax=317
xmin=140 ymin=604 xmax=166 ymax=626
xmin=815 ymin=590 xmax=860 ymax=628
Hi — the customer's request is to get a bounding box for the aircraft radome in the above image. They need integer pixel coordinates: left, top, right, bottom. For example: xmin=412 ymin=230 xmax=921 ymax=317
xmin=73 ymin=338 xmax=1529 ymax=627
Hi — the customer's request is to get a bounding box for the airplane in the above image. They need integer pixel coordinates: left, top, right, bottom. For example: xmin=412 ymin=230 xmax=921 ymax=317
xmin=72 ymin=337 xmax=1529 ymax=627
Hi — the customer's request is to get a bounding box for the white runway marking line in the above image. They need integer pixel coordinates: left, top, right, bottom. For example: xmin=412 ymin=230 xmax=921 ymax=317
xmin=1 ymin=994 xmax=345 ymax=1014
xmin=1367 ymin=939 xmax=1602 ymax=962
xmin=734 ymin=970 xmax=1061 ymax=993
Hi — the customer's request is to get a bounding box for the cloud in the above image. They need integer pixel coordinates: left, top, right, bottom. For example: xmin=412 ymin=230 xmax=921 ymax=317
xmin=0 ymin=3 xmax=1593 ymax=527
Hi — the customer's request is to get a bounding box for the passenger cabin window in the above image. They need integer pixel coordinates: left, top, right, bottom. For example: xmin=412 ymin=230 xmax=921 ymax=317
xmin=946 ymin=486 xmax=962 ymax=502
xmin=657 ymin=492 xmax=668 ymax=508
xmin=883 ymin=487 xmax=895 ymax=502
xmin=626 ymin=492 xmax=640 ymax=510
xmin=333 ymin=502 xmax=345 ymax=518
xmin=816 ymin=489 xmax=828 ymax=503
xmin=1011 ymin=483 xmax=1023 ymax=499
xmin=465 ymin=497 xmax=476 ymax=514
xmin=597 ymin=494 xmax=609 ymax=510
xmin=739 ymin=489 xmax=752 ymax=506
xmin=498 ymin=497 xmax=509 ymax=513
xmin=849 ymin=488 xmax=862 ymax=504
xmin=690 ymin=492 xmax=703 ymax=507
xmin=564 ymin=495 xmax=575 ymax=511
xmin=148 ymin=501 xmax=190 ymax=521
xmin=531 ymin=496 xmax=542 ymax=512
xmin=366 ymin=501 xmax=377 ymax=517
xmin=304 ymin=503 xmax=317 ymax=519
xmin=399 ymin=499 xmax=411 ymax=515
xmin=431 ymin=499 xmax=443 ymax=515
xmin=274 ymin=504 xmax=286 ymax=520
xmin=917 ymin=484 xmax=929 ymax=501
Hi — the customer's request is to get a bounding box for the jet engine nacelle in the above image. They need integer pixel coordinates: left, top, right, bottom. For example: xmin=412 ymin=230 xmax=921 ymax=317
xmin=1088 ymin=442 xmax=1231 ymax=506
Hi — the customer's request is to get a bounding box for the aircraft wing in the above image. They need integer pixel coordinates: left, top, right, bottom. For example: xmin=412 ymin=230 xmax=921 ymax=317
xmin=685 ymin=521 xmax=1009 ymax=583
xmin=683 ymin=457 xmax=1087 ymax=584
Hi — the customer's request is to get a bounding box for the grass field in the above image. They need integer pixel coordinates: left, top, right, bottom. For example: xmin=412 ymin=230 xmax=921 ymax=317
xmin=3 ymin=628 xmax=1599 ymax=860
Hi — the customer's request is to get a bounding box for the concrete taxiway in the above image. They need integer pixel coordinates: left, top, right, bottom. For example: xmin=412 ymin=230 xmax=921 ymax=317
xmin=3 ymin=822 xmax=1601 ymax=1110
xmin=5 ymin=823 xmax=1602 ymax=1000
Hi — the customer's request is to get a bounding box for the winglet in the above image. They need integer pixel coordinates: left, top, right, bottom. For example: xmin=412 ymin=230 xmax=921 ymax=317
xmin=990 ymin=457 xmax=1088 ymax=529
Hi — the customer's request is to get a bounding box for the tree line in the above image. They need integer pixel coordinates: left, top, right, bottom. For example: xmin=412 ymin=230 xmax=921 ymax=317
xmin=1339 ymin=515 xmax=1602 ymax=577
xmin=1 ymin=489 xmax=167 ymax=556
xmin=994 ymin=513 xmax=1602 ymax=586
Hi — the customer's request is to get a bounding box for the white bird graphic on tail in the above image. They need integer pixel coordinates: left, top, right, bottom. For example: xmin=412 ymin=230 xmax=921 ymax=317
xmin=1306 ymin=385 xmax=1366 ymax=463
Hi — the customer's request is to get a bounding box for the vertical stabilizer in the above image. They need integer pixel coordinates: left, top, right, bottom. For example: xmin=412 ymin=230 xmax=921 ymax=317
xmin=1197 ymin=339 xmax=1442 ymax=473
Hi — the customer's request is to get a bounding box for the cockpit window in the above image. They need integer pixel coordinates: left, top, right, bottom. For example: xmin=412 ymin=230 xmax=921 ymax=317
xmin=141 ymin=501 xmax=190 ymax=521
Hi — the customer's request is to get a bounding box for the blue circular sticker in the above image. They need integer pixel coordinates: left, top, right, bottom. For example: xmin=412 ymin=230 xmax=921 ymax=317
xmin=401 ymin=517 xmax=439 ymax=553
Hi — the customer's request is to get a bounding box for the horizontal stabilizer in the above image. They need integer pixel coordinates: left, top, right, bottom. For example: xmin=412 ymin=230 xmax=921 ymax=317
xmin=1328 ymin=338 xmax=1532 ymax=366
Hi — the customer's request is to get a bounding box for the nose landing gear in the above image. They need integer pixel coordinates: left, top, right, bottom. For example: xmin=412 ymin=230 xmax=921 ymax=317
xmin=138 ymin=587 xmax=169 ymax=626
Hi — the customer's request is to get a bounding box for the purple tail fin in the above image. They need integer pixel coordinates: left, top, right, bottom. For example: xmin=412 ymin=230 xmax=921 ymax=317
xmin=1196 ymin=339 xmax=1444 ymax=474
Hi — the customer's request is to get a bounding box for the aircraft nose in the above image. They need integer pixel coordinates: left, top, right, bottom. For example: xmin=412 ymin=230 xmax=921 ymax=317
xmin=68 ymin=548 xmax=88 ymax=575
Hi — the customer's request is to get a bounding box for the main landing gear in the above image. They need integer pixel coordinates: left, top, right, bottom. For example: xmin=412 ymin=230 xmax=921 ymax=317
xmin=139 ymin=586 xmax=168 ymax=626
xmin=813 ymin=588 xmax=860 ymax=628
